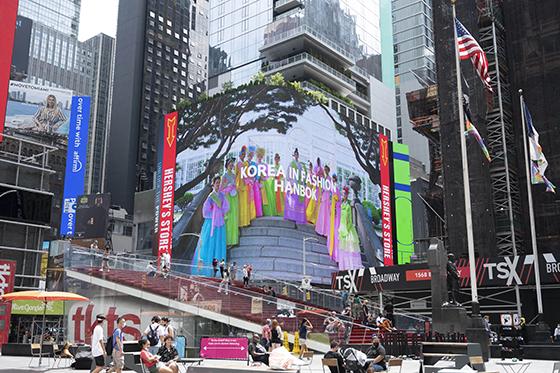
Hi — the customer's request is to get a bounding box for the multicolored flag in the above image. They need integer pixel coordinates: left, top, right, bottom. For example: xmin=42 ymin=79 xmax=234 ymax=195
xmin=455 ymin=18 xmax=493 ymax=92
xmin=524 ymin=102 xmax=555 ymax=193
xmin=464 ymin=114 xmax=491 ymax=162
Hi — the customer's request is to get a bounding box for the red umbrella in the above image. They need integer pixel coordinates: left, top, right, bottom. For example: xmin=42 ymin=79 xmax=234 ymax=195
xmin=1 ymin=291 xmax=90 ymax=367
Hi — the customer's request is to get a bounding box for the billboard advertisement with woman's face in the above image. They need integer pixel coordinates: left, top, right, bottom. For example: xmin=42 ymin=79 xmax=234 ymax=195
xmin=155 ymin=85 xmax=413 ymax=284
xmin=4 ymin=81 xmax=73 ymax=135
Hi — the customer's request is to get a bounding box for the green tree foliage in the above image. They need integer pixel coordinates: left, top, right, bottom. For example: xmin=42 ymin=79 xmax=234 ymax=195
xmin=270 ymin=72 xmax=285 ymax=86
xmin=221 ymin=81 xmax=234 ymax=92
xmin=175 ymin=192 xmax=194 ymax=211
xmin=173 ymin=85 xmax=315 ymax=198
xmin=250 ymin=71 xmax=267 ymax=85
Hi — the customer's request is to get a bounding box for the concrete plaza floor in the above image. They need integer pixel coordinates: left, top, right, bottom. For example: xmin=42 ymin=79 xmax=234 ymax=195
xmin=0 ymin=353 xmax=555 ymax=372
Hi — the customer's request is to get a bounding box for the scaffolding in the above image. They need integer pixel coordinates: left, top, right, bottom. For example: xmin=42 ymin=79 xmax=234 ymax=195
xmin=477 ymin=0 xmax=524 ymax=256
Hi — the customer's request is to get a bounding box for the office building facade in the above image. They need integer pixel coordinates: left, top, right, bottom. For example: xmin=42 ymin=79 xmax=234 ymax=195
xmin=107 ymin=0 xmax=209 ymax=211
xmin=83 ymin=34 xmax=115 ymax=194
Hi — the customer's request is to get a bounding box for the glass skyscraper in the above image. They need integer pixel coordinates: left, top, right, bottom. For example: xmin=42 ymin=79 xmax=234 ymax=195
xmin=392 ymin=0 xmax=434 ymax=168
xmin=18 ymin=0 xmax=81 ymax=38
xmin=208 ymin=0 xmax=396 ymax=138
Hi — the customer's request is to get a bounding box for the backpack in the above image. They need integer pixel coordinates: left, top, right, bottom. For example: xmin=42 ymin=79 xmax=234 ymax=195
xmin=147 ymin=324 xmax=160 ymax=346
xmin=105 ymin=330 xmax=114 ymax=355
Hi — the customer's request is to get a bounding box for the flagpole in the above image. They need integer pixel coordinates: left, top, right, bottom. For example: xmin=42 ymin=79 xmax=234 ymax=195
xmin=518 ymin=89 xmax=544 ymax=320
xmin=452 ymin=0 xmax=479 ymax=315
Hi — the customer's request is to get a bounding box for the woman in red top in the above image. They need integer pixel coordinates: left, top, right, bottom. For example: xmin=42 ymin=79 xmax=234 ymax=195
xmin=139 ymin=339 xmax=177 ymax=373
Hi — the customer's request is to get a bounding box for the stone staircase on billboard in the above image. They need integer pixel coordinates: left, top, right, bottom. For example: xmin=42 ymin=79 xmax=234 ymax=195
xmin=229 ymin=216 xmax=338 ymax=285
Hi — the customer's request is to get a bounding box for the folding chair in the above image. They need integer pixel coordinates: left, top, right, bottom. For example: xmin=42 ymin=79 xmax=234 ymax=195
xmin=322 ymin=358 xmax=341 ymax=373
xmin=53 ymin=343 xmax=74 ymax=368
xmin=388 ymin=358 xmax=403 ymax=373
xmin=301 ymin=351 xmax=314 ymax=373
xmin=469 ymin=355 xmax=486 ymax=372
xmin=29 ymin=343 xmax=50 ymax=367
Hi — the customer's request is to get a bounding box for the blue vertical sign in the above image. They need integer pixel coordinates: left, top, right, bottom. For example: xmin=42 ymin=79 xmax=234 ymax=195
xmin=60 ymin=97 xmax=90 ymax=235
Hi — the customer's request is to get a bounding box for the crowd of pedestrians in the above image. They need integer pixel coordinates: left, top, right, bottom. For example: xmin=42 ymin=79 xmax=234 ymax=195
xmin=91 ymin=313 xmax=178 ymax=373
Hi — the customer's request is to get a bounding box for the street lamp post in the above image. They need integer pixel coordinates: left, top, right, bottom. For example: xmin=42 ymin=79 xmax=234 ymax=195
xmin=180 ymin=233 xmax=202 ymax=275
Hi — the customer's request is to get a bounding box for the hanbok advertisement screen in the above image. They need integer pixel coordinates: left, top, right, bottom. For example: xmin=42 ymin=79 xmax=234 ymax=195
xmin=156 ymin=86 xmax=413 ymax=284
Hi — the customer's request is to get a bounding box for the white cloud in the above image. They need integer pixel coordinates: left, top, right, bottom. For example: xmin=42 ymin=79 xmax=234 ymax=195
xmin=78 ymin=0 xmax=119 ymax=42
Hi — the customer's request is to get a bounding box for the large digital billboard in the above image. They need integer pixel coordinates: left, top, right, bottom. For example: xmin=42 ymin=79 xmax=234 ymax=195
xmin=155 ymin=85 xmax=413 ymax=282
xmin=5 ymin=81 xmax=73 ymax=135
xmin=74 ymin=193 xmax=110 ymax=239
xmin=60 ymin=97 xmax=91 ymax=236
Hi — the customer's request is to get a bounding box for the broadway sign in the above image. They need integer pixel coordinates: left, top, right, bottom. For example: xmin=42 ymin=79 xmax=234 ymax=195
xmin=331 ymin=253 xmax=560 ymax=292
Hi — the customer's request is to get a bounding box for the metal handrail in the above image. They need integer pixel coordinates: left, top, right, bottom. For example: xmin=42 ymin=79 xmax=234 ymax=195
xmin=262 ymin=24 xmax=355 ymax=63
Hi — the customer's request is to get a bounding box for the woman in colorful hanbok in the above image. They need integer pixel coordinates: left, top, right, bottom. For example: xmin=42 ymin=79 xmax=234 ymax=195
xmin=305 ymin=160 xmax=318 ymax=224
xmin=220 ymin=157 xmax=239 ymax=246
xmin=256 ymin=148 xmax=274 ymax=216
xmin=337 ymin=186 xmax=362 ymax=270
xmin=327 ymin=174 xmax=341 ymax=261
xmin=315 ymin=164 xmax=331 ymax=236
xmin=271 ymin=153 xmax=285 ymax=216
xmin=247 ymin=145 xmax=261 ymax=219
xmin=284 ymin=148 xmax=306 ymax=224
xmin=235 ymin=146 xmax=251 ymax=227
xmin=194 ymin=176 xmax=230 ymax=276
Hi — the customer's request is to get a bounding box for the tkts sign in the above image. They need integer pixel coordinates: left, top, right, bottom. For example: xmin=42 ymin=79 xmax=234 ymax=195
xmin=0 ymin=260 xmax=16 ymax=347
xmin=331 ymin=253 xmax=560 ymax=292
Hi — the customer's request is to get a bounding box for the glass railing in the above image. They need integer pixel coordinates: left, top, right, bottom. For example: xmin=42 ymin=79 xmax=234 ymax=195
xmin=350 ymin=66 xmax=370 ymax=80
xmin=262 ymin=52 xmax=356 ymax=88
xmin=262 ymin=24 xmax=356 ymax=63
xmin=351 ymin=90 xmax=369 ymax=101
xmin=275 ymin=0 xmax=301 ymax=9
xmin=64 ymin=245 xmax=430 ymax=347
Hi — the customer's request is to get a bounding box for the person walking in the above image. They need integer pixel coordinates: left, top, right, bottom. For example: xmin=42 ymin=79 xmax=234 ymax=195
xmin=212 ymin=258 xmax=219 ymax=277
xmin=270 ymin=319 xmax=283 ymax=350
xmin=217 ymin=268 xmax=229 ymax=295
xmin=229 ymin=261 xmax=237 ymax=285
xmin=298 ymin=318 xmax=313 ymax=358
xmin=91 ymin=314 xmax=107 ymax=373
xmin=100 ymin=247 xmax=110 ymax=272
xmin=243 ymin=265 xmax=249 ymax=288
xmin=262 ymin=319 xmax=271 ymax=351
xmin=219 ymin=258 xmax=225 ymax=278
xmin=107 ymin=317 xmax=126 ymax=373
xmin=143 ymin=316 xmax=164 ymax=355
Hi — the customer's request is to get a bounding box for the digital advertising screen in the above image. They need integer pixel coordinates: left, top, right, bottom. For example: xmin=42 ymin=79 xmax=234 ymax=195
xmin=0 ymin=185 xmax=52 ymax=225
xmin=155 ymin=85 xmax=413 ymax=283
xmin=74 ymin=193 xmax=110 ymax=239
xmin=4 ymin=81 xmax=73 ymax=135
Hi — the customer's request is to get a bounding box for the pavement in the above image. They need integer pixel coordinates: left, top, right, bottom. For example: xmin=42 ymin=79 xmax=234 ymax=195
xmin=0 ymin=353 xmax=556 ymax=372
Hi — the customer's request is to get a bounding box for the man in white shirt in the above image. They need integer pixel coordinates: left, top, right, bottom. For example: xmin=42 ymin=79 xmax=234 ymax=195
xmin=554 ymin=324 xmax=560 ymax=342
xmin=143 ymin=315 xmax=165 ymax=355
xmin=91 ymin=314 xmax=107 ymax=373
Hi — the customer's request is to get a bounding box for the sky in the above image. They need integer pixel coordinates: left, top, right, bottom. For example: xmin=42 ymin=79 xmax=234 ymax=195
xmin=78 ymin=0 xmax=119 ymax=42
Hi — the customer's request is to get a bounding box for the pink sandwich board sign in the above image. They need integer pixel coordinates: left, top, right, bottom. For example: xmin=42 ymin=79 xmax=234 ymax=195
xmin=200 ymin=337 xmax=248 ymax=360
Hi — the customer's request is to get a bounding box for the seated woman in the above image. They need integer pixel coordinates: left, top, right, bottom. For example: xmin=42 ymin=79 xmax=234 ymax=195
xmin=376 ymin=314 xmax=393 ymax=332
xmin=157 ymin=336 xmax=179 ymax=369
xmin=139 ymin=339 xmax=178 ymax=373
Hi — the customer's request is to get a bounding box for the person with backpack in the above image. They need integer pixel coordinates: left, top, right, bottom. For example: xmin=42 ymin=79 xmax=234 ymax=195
xmin=91 ymin=314 xmax=107 ymax=373
xmin=107 ymin=317 xmax=126 ymax=373
xmin=143 ymin=316 xmax=164 ymax=355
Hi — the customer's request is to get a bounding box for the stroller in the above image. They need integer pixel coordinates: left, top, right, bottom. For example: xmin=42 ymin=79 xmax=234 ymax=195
xmin=343 ymin=348 xmax=369 ymax=373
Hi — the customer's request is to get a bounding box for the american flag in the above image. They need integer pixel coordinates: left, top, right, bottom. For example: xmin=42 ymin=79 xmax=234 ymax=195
xmin=455 ymin=18 xmax=493 ymax=92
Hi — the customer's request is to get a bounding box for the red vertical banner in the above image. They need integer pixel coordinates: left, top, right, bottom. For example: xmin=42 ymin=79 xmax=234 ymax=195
xmin=380 ymin=134 xmax=393 ymax=266
xmin=0 ymin=260 xmax=16 ymax=347
xmin=0 ymin=0 xmax=19 ymax=141
xmin=157 ymin=112 xmax=178 ymax=261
